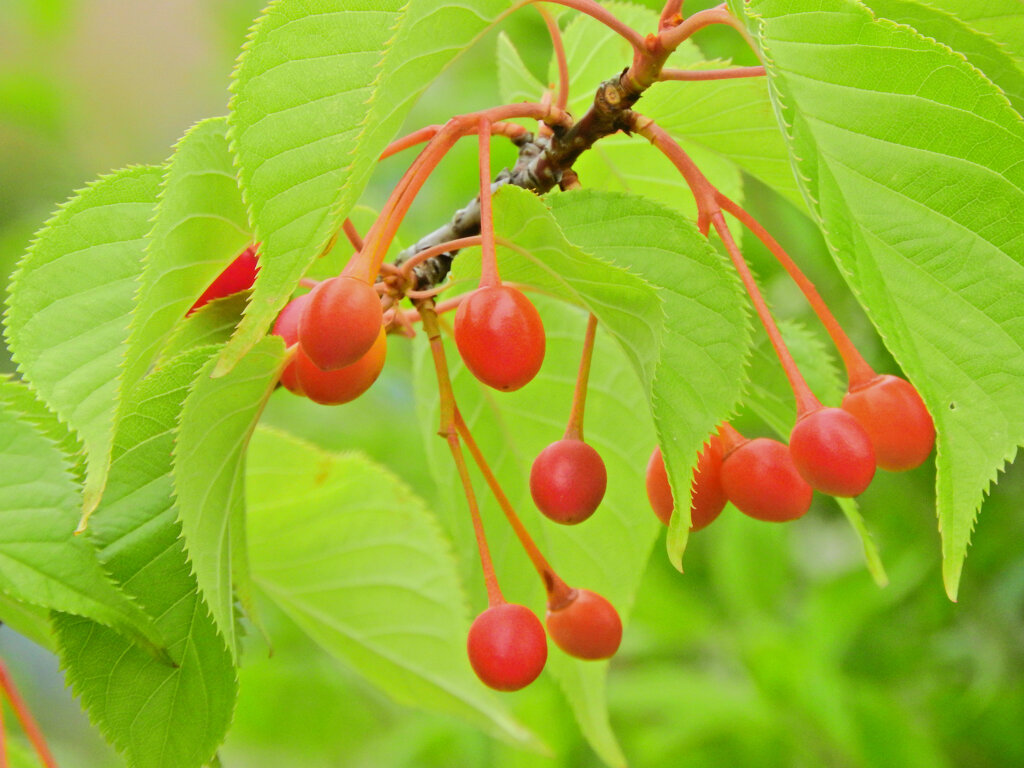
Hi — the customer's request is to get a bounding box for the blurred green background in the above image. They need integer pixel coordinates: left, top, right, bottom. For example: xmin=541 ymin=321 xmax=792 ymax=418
xmin=1 ymin=1 xmax=1022 ymax=766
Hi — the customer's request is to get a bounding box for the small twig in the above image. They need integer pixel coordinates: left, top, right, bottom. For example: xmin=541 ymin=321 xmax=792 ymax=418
xmin=658 ymin=65 xmax=766 ymax=81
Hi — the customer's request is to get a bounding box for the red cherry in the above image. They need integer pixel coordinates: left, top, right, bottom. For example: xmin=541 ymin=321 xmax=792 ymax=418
xmin=789 ymin=407 xmax=875 ymax=496
xmin=530 ymin=439 xmax=607 ymax=524
xmin=271 ymin=293 xmax=311 ymax=395
xmin=842 ymin=374 xmax=934 ymax=471
xmin=295 ymin=327 xmax=386 ymax=405
xmin=454 ymin=285 xmax=545 ymax=391
xmin=467 ymin=603 xmax=547 ymax=691
xmin=545 ymin=589 xmax=622 ymax=661
xmin=298 ymin=275 xmax=383 ymax=370
xmin=189 ymin=245 xmax=259 ymax=314
xmin=720 ymin=437 xmax=812 ymax=522
xmin=644 ymin=437 xmax=727 ymax=531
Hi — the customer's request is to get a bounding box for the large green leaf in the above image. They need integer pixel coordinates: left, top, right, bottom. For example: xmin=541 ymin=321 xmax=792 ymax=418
xmin=544 ymin=190 xmax=750 ymax=568
xmin=244 ymin=426 xmax=541 ymax=750
xmin=4 ymin=166 xmax=163 ymax=513
xmin=122 ymin=116 xmax=251 ymax=399
xmin=221 ymin=0 xmax=511 ymax=376
xmin=56 ymin=347 xmax=237 ymax=768
xmin=0 ymin=381 xmax=165 ymax=656
xmin=174 ymin=336 xmax=285 ymax=655
xmin=739 ymin=0 xmax=1024 ymax=598
xmin=861 ymin=0 xmax=1024 ymax=115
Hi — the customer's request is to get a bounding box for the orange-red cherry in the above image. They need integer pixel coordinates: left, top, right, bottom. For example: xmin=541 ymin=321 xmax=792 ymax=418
xmin=789 ymin=407 xmax=875 ymax=496
xmin=189 ymin=244 xmax=259 ymax=315
xmin=530 ymin=439 xmax=607 ymax=524
xmin=298 ymin=275 xmax=383 ymax=370
xmin=467 ymin=603 xmax=547 ymax=691
xmin=720 ymin=437 xmax=812 ymax=522
xmin=271 ymin=293 xmax=311 ymax=395
xmin=294 ymin=327 xmax=386 ymax=405
xmin=645 ymin=437 xmax=727 ymax=531
xmin=454 ymin=285 xmax=545 ymax=391
xmin=842 ymin=374 xmax=934 ymax=471
xmin=545 ymin=589 xmax=622 ymax=661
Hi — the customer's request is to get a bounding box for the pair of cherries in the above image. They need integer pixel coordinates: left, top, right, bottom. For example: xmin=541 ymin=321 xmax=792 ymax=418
xmin=467 ymin=589 xmax=622 ymax=691
xmin=647 ymin=376 xmax=935 ymax=526
xmin=273 ymin=276 xmax=386 ymax=405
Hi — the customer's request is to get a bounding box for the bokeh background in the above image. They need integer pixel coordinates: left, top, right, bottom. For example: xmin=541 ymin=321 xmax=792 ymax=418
xmin=1 ymin=1 xmax=1022 ymax=766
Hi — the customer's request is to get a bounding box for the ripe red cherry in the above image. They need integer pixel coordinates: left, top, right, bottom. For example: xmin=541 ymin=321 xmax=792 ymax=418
xmin=789 ymin=407 xmax=876 ymax=496
xmin=189 ymin=244 xmax=259 ymax=314
xmin=271 ymin=293 xmax=311 ymax=395
xmin=467 ymin=603 xmax=547 ymax=691
xmin=842 ymin=374 xmax=934 ymax=471
xmin=545 ymin=589 xmax=622 ymax=661
xmin=295 ymin=327 xmax=386 ymax=405
xmin=454 ymin=285 xmax=545 ymax=391
xmin=720 ymin=437 xmax=812 ymax=522
xmin=645 ymin=437 xmax=727 ymax=531
xmin=530 ymin=439 xmax=607 ymax=524
xmin=298 ymin=275 xmax=383 ymax=370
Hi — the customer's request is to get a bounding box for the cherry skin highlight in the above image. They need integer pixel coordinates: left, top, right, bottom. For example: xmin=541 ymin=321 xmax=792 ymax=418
xmin=271 ymin=293 xmax=311 ymax=395
xmin=467 ymin=603 xmax=547 ymax=691
xmin=545 ymin=589 xmax=622 ymax=661
xmin=645 ymin=436 xmax=727 ymax=531
xmin=189 ymin=244 xmax=259 ymax=315
xmin=454 ymin=285 xmax=545 ymax=391
xmin=298 ymin=275 xmax=383 ymax=370
xmin=720 ymin=437 xmax=813 ymax=522
xmin=842 ymin=374 xmax=935 ymax=471
xmin=789 ymin=407 xmax=876 ymax=496
xmin=295 ymin=327 xmax=387 ymax=405
xmin=530 ymin=439 xmax=607 ymax=524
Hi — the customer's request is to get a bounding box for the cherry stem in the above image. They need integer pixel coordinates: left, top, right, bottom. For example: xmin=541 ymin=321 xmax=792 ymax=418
xmin=659 ymin=4 xmax=757 ymax=55
xmin=716 ymin=422 xmax=747 ymax=455
xmin=0 ymin=662 xmax=58 ymax=768
xmin=341 ymin=218 xmax=363 ymax=253
xmin=477 ymin=118 xmax=500 ymax=288
xmin=658 ymin=65 xmax=766 ymax=81
xmin=418 ymin=301 xmax=504 ymax=606
xmin=564 ymin=313 xmax=598 ymax=441
xmin=536 ymin=4 xmax=570 ymax=112
xmin=351 ymin=104 xmax=572 ymax=285
xmin=379 ymin=121 xmax=528 ymax=161
xmin=399 ymin=236 xmax=484 ymax=282
xmin=659 ymin=0 xmax=682 ymax=29
xmin=633 ymin=113 xmax=820 ymax=417
xmin=715 ymin=196 xmax=877 ymax=388
xmin=525 ymin=0 xmax=645 ymax=51
xmin=454 ymin=409 xmax=574 ymax=606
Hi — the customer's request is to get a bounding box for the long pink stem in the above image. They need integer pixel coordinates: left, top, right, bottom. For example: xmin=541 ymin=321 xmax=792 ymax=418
xmin=0 ymin=663 xmax=57 ymax=768
xmin=564 ymin=313 xmax=598 ymax=440
xmin=537 ymin=4 xmax=569 ymax=111
xmin=659 ymin=65 xmax=766 ymax=81
xmin=477 ymin=117 xmax=500 ymax=288
xmin=716 ymin=196 xmax=876 ymax=388
xmin=526 ymin=0 xmax=645 ymax=50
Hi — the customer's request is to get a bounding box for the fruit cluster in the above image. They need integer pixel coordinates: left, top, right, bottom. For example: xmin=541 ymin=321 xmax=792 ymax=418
xmin=183 ymin=4 xmax=936 ymax=695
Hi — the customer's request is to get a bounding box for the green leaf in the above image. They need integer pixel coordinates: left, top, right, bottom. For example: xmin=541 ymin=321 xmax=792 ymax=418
xmin=56 ymin=347 xmax=237 ymax=768
xmin=861 ymin=0 xmax=1024 ymax=115
xmin=742 ymin=0 xmax=1024 ymax=598
xmin=0 ymin=591 xmax=55 ymax=652
xmin=122 ymin=116 xmax=251 ymax=400
xmin=244 ymin=426 xmax=542 ymax=750
xmin=914 ymin=0 xmax=1024 ymax=65
xmin=174 ymin=336 xmax=286 ymax=655
xmin=545 ymin=190 xmax=750 ymax=569
xmin=412 ymin=297 xmax=656 ymax=768
xmin=157 ymin=293 xmax=250 ymax=366
xmin=496 ymin=31 xmax=546 ymax=108
xmin=4 ymin=165 xmax=163 ymax=514
xmin=0 ymin=380 xmax=167 ymax=657
xmin=221 ymin=0 xmax=510 ymax=376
